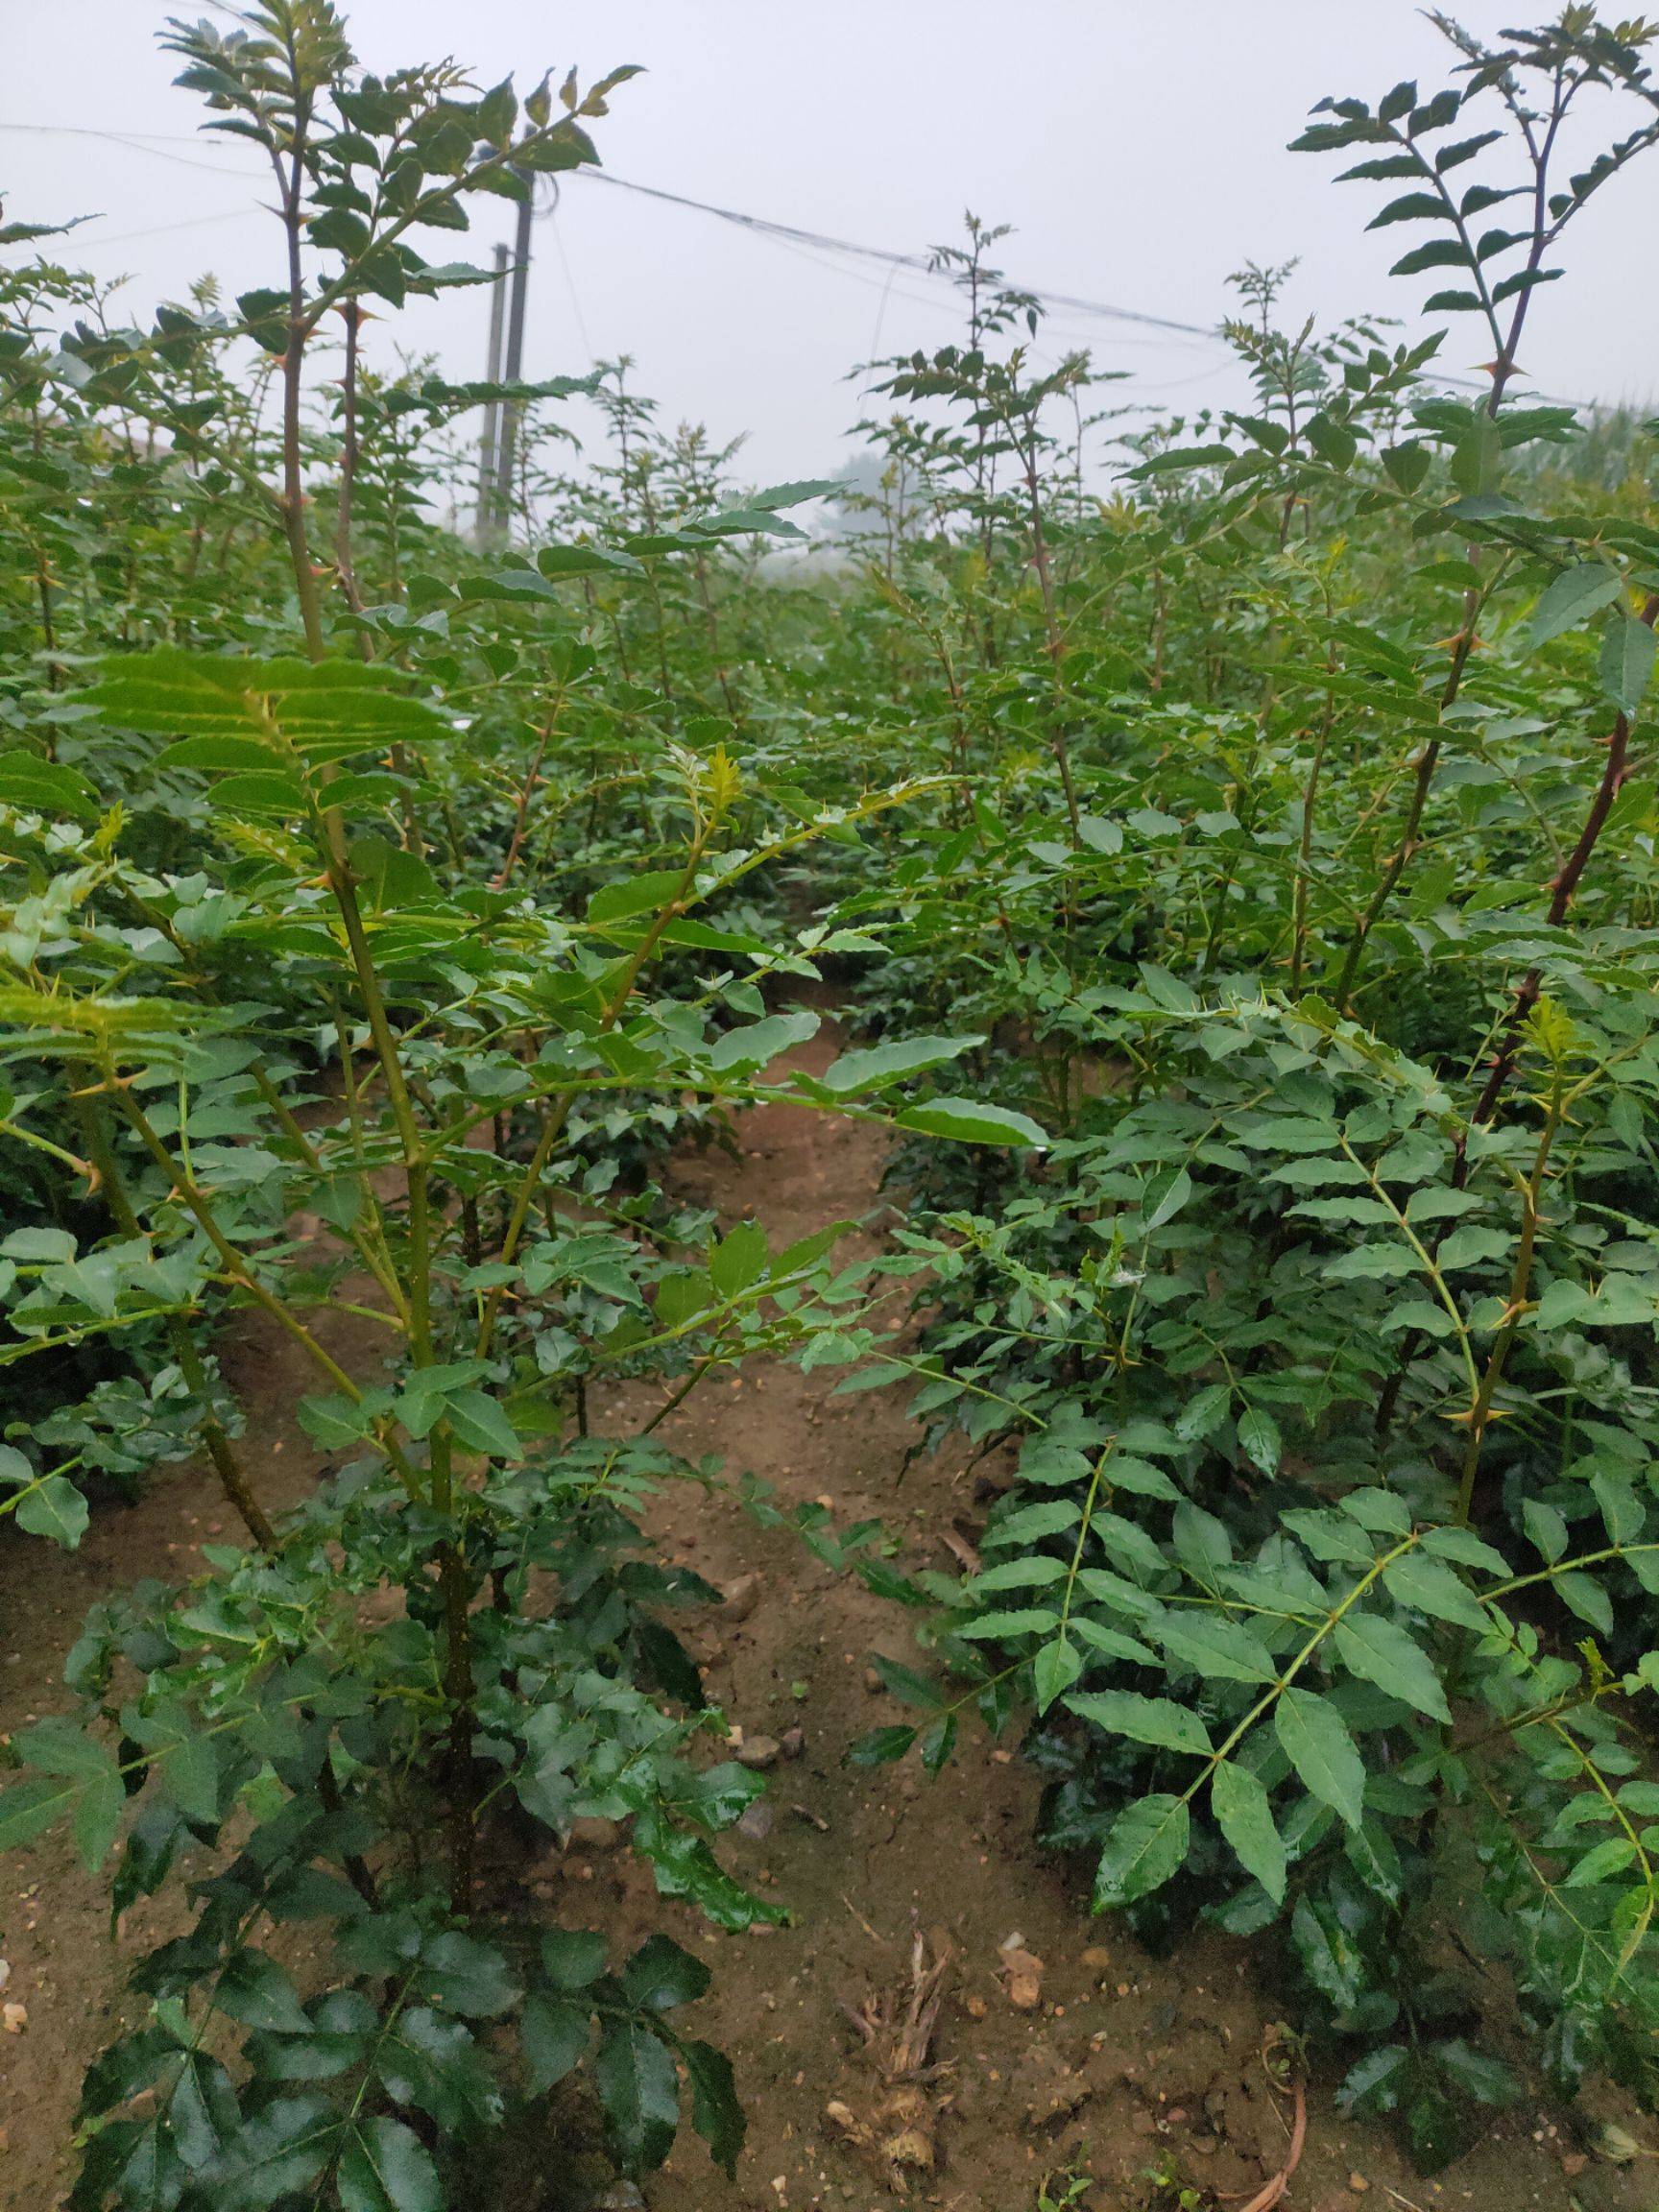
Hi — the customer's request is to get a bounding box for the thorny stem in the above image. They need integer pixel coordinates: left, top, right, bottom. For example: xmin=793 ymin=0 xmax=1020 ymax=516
xmin=473 ymin=818 xmax=713 ymax=1360
xmin=1288 ymin=650 xmax=1337 ymax=997
xmin=1468 ymin=592 xmax=1659 ymax=1131
xmin=1454 ymin=1067 xmax=1564 ymax=1527
xmin=1332 ymin=576 xmax=1487 ymax=1013
xmin=1020 ymin=427 xmax=1082 ymax=842
xmin=79 ymin=1100 xmax=277 ymax=1551
xmin=271 ymin=84 xmax=326 ymax=661
xmin=102 ymin=1070 xmax=421 ymax=1502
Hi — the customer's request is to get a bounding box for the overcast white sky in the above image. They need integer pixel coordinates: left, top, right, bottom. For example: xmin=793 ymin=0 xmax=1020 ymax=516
xmin=7 ymin=3 xmax=1658 ymax=488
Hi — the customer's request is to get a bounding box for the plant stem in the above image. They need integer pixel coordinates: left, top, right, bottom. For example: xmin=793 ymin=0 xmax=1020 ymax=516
xmin=80 ymin=1101 xmax=277 ymax=1551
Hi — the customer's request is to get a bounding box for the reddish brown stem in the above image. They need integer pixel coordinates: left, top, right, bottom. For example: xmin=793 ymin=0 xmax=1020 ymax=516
xmin=1468 ymin=592 xmax=1657 ymax=1129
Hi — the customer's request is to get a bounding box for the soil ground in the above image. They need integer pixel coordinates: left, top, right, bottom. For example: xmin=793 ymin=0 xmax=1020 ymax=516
xmin=1 ymin=1011 xmax=1652 ymax=2211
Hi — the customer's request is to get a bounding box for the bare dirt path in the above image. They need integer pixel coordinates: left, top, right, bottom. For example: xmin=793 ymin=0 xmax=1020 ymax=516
xmin=0 ymin=1010 xmax=1648 ymax=2210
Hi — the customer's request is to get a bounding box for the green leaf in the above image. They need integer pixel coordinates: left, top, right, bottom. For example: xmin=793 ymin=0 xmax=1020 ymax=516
xmin=1093 ymin=1793 xmax=1190 ymax=1909
xmin=1175 ymin=1383 xmax=1232 ymax=1441
xmin=847 ymin=1725 xmax=916 ymax=1766
xmin=1333 ymin=1613 xmax=1450 ymax=1721
xmin=1530 ymin=563 xmax=1624 ymax=647
xmin=991 ymin=1500 xmax=1082 ymax=1547
xmin=1157 ymin=1614 xmax=1277 ymax=1685
xmin=1033 ymin=1636 xmax=1084 ymax=1715
xmin=541 ymin=1929 xmax=608 ymax=1989
xmin=1565 ymin=1835 xmax=1638 ymax=1887
xmin=1523 ymin=1498 xmax=1568 ymax=1564
xmin=217 ymin=1952 xmax=314 ymax=2035
xmin=14 ymin=1476 xmax=88 ymax=1548
xmin=1382 ymin=443 xmax=1431 ymax=493
xmin=0 ymin=1777 xmax=71 ymax=1853
xmin=1212 ymin=1759 xmax=1286 ymax=1903
xmin=1435 ymin=2038 xmax=1519 ymax=2106
xmin=594 ymin=2018 xmax=680 ymax=2175
xmin=1435 ymin=1225 xmax=1509 ymax=1272
xmin=623 ymin=1932 xmax=710 ymax=2011
xmin=894 ymin=1096 xmax=1047 ymax=1149
xmin=444 ymin=1389 xmax=523 ymax=1461
xmin=969 ymin=1556 xmax=1069 ymax=1593
xmin=953 ymin=1607 xmax=1060 ymax=1640
xmin=869 ymin=1655 xmax=945 ymax=1710
xmin=1067 ymin=1690 xmax=1212 ymax=1757
xmin=745 ymin=477 xmax=845 ymax=511
xmin=817 ymin=1034 xmax=979 ymax=1094
xmin=1339 ymin=2043 xmax=1411 ymax=2117
xmin=418 ymin=1931 xmax=520 ymax=2018
xmin=1237 ymin=1407 xmax=1283 ymax=1477
xmin=1556 ymin=1570 xmax=1613 ymax=1635
xmin=1275 ymin=1688 xmax=1365 ymax=1829
xmin=1420 ymin=1525 xmax=1509 ymax=1576
xmin=0 ymin=752 xmax=99 ymax=820
xmin=709 ymin=1220 xmax=768 ymax=1301
xmin=520 ymin=1994 xmax=589 ymax=2094
xmin=124 ymin=1701 xmax=219 ymax=1823
xmin=14 ymin=1723 xmax=122 ymax=1868
xmin=587 ymin=869 xmax=687 ymax=926
xmin=1391 ymin=237 xmax=1472 ymax=277
xmin=1144 ymin=1167 xmax=1193 ymax=1232
xmin=684 ymin=2037 xmax=745 ymax=2176
xmin=1382 ymin=1552 xmax=1489 ymax=1631
xmin=73 ymin=1766 xmax=125 ymax=1872
xmin=537 ymin=541 xmax=646 ymax=581
xmin=338 ymin=2116 xmax=443 ymax=2212
xmin=1599 ymin=613 xmax=1656 ymax=715
xmin=708 ymin=1010 xmax=819 ymax=1073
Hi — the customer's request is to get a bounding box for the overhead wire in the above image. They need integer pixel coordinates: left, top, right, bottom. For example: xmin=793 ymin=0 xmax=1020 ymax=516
xmin=566 ymin=167 xmax=1224 ymax=345
xmin=0 ymin=121 xmax=258 ymax=179
xmin=96 ymin=206 xmax=269 ymax=249
xmin=0 ymin=121 xmax=1608 ymax=411
xmin=565 ymin=168 xmax=1603 ymax=412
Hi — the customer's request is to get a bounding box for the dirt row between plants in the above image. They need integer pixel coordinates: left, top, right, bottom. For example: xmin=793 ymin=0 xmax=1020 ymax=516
xmin=0 ymin=1012 xmax=1648 ymax=2210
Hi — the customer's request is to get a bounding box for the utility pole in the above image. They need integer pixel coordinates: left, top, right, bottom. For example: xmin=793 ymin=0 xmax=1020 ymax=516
xmin=475 ymin=241 xmax=508 ymax=545
xmin=490 ymin=182 xmax=534 ymax=532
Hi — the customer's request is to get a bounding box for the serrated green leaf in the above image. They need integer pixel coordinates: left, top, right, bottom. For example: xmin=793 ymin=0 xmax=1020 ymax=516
xmin=1093 ymin=1793 xmax=1190 ymax=1908
xmin=338 ymin=2116 xmax=442 ymax=2212
xmin=1276 ymin=1688 xmax=1365 ymax=1829
xmin=1212 ymin=1759 xmax=1286 ymax=1903
xmin=1333 ymin=1613 xmax=1450 ymax=1721
xmin=1067 ymin=1689 xmax=1212 ymax=1757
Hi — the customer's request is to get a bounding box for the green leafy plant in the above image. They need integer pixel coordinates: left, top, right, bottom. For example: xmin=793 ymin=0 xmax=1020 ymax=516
xmin=0 ymin=9 xmax=1036 ymax=2204
xmin=7 ymin=2 xmax=1659 ymax=2199
xmin=835 ymin=7 xmax=1659 ymax=2176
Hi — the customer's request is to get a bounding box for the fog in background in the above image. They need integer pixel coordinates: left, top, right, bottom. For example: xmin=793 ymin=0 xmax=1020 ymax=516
xmin=7 ymin=2 xmax=1658 ymax=492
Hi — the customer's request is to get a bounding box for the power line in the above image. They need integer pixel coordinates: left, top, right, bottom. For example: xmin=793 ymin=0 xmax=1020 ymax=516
xmin=565 ymin=167 xmax=1603 ymax=412
xmin=0 ymin=122 xmax=1609 ymax=411
xmin=0 ymin=122 xmax=256 ymax=179
xmin=1 ymin=127 xmax=1225 ymax=345
xmin=96 ymin=206 xmax=267 ymax=249
xmin=567 ymin=168 xmax=1222 ymax=344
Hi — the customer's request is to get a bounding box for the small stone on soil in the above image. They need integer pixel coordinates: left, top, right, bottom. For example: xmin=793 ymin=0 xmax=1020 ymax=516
xmin=721 ymin=1572 xmax=761 ymax=1621
xmin=565 ymin=1816 xmax=620 ymax=1851
xmin=998 ymin=1933 xmax=1044 ymax=2012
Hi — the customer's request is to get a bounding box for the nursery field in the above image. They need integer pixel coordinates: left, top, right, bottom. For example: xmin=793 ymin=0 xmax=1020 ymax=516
xmin=5 ymin=8 xmax=1659 ymax=2209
